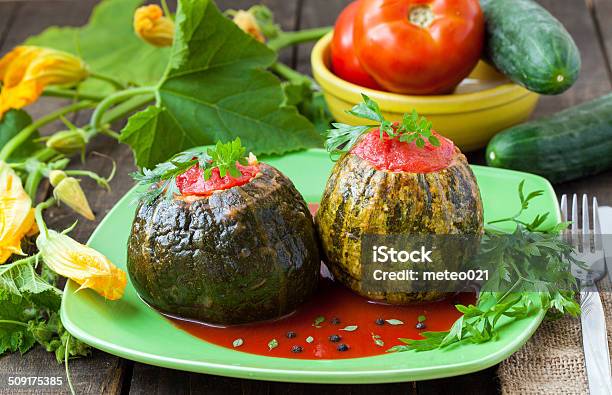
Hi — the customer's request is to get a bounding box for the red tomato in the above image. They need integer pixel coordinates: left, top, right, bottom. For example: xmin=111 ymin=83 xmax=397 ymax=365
xmin=331 ymin=1 xmax=383 ymax=90
xmin=352 ymin=129 xmax=455 ymax=173
xmin=176 ymin=163 xmax=259 ymax=196
xmin=353 ymin=0 xmax=484 ymax=95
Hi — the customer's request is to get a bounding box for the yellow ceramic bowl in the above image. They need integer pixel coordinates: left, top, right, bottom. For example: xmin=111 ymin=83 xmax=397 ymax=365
xmin=311 ymin=33 xmax=539 ymax=151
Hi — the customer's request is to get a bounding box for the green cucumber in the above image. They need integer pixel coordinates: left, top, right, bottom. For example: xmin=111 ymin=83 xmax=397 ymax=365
xmin=486 ymin=93 xmax=612 ymax=183
xmin=481 ymin=0 xmax=581 ymax=95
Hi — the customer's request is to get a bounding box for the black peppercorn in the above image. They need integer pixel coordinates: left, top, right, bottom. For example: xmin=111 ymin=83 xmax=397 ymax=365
xmin=416 ymin=322 xmax=426 ymax=330
xmin=286 ymin=331 xmax=297 ymax=339
xmin=291 ymin=345 xmax=303 ymax=353
xmin=329 ymin=334 xmax=341 ymax=343
xmin=331 ymin=317 xmax=341 ymax=325
xmin=375 ymin=318 xmax=385 ymax=325
xmin=337 ymin=344 xmax=349 ymax=352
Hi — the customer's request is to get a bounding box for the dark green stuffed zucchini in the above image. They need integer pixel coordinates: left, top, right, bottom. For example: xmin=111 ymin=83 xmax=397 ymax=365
xmin=127 ymin=163 xmax=320 ymax=325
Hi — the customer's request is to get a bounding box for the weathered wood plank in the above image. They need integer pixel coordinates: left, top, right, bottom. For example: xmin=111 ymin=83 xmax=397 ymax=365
xmin=0 ymin=2 xmax=128 ymax=395
xmin=533 ymin=0 xmax=612 ymax=205
xmin=0 ymin=347 xmax=127 ymax=395
xmin=294 ymin=0 xmax=347 ymax=74
xmin=418 ymin=367 xmax=499 ymax=395
xmin=532 ymin=0 xmax=611 ymax=118
xmin=592 ymin=0 xmax=612 ymax=80
xmin=0 ymin=3 xmax=19 ymax=49
xmin=129 ymin=362 xmax=417 ymax=395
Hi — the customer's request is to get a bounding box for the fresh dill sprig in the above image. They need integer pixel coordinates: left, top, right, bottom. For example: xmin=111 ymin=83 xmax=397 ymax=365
xmin=325 ymin=94 xmax=440 ymax=156
xmin=131 ymin=138 xmax=249 ymax=203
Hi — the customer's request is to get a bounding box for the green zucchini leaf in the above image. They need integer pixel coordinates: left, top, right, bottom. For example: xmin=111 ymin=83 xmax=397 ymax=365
xmin=26 ymin=0 xmax=171 ymax=96
xmin=0 ymin=110 xmax=42 ymax=162
xmin=120 ymin=0 xmax=322 ymax=168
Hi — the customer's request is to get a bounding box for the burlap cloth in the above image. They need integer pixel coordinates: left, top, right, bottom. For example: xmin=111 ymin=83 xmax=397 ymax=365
xmin=498 ymin=276 xmax=612 ymax=394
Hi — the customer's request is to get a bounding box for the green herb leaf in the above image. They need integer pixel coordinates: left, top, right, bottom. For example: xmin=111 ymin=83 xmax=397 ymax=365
xmin=120 ymin=0 xmax=322 ymax=168
xmin=340 ymin=325 xmax=358 ymax=332
xmin=305 ymin=336 xmax=314 ymax=344
xmin=385 ymin=319 xmax=404 ymax=326
xmin=348 ymin=94 xmax=385 ymax=123
xmin=312 ymin=316 xmax=325 ymax=328
xmin=324 ymin=123 xmax=371 ymax=158
xmin=0 ymin=258 xmax=90 ymax=362
xmin=372 ymin=333 xmax=384 ymax=347
xmin=324 ymin=95 xmax=438 ymax=156
xmin=232 ymin=338 xmax=244 ymax=348
xmin=268 ymin=338 xmax=278 ymax=351
xmin=130 ymin=138 xmax=251 ymax=203
xmin=398 ymin=109 xmax=435 ymax=147
xmin=205 ymin=138 xmax=247 ymax=180
xmin=130 ymin=146 xmax=208 ymax=203
xmin=387 ymin=184 xmax=581 ymax=353
xmin=391 ymin=332 xmax=450 ymax=352
xmin=417 ymin=315 xmax=426 ymax=323
xmin=488 ymin=181 xmax=555 ymax=232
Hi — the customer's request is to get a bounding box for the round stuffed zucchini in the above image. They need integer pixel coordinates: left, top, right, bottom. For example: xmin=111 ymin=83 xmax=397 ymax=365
xmin=127 ymin=145 xmax=320 ymax=325
xmin=316 ymin=124 xmax=484 ymax=304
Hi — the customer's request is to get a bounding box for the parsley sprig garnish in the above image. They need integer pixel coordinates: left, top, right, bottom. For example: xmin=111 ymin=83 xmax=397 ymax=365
xmin=325 ymin=94 xmax=440 ymax=157
xmin=487 ymin=180 xmax=559 ymax=232
xmin=131 ymin=138 xmax=250 ymax=203
xmin=0 ymin=255 xmax=91 ymax=362
xmin=387 ymin=182 xmax=580 ymax=353
xmin=204 ymin=138 xmax=248 ymax=179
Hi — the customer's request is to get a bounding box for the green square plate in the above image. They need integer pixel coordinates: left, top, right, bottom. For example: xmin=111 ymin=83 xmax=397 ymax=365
xmin=61 ymin=149 xmax=559 ymax=384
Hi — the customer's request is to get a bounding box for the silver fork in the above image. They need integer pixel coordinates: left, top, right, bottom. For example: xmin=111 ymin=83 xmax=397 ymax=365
xmin=560 ymin=194 xmax=612 ymax=395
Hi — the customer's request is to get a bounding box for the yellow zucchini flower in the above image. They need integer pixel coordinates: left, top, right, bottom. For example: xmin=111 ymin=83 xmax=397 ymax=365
xmin=0 ymin=161 xmax=36 ymax=263
xmin=0 ymin=46 xmax=89 ymax=118
xmin=134 ymin=5 xmax=175 ymax=47
xmin=36 ymin=230 xmax=127 ymax=300
xmin=232 ymin=10 xmax=265 ymax=43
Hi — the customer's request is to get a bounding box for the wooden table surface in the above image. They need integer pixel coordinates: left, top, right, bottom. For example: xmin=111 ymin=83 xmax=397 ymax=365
xmin=1 ymin=0 xmax=611 ymax=394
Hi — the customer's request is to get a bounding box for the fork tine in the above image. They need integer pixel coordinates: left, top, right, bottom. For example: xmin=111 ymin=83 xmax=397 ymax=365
xmin=572 ymin=194 xmax=579 ymax=246
xmin=594 ymin=197 xmax=603 ymax=251
xmin=583 ymin=194 xmax=590 ymax=251
xmin=561 ymin=194 xmax=568 ymax=222
xmin=560 ymin=195 xmax=569 ymax=242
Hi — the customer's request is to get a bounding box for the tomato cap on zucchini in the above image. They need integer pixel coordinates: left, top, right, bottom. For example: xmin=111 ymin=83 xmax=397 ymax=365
xmin=352 ymin=129 xmax=454 ymax=173
xmin=176 ymin=162 xmax=259 ymax=196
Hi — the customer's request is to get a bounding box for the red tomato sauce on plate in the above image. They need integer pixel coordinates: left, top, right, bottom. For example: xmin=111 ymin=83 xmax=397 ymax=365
xmin=352 ymin=130 xmax=455 ymax=173
xmin=168 ymin=202 xmax=473 ymax=359
xmin=176 ymin=163 xmax=259 ymax=196
xmin=168 ymin=278 xmax=474 ymax=360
